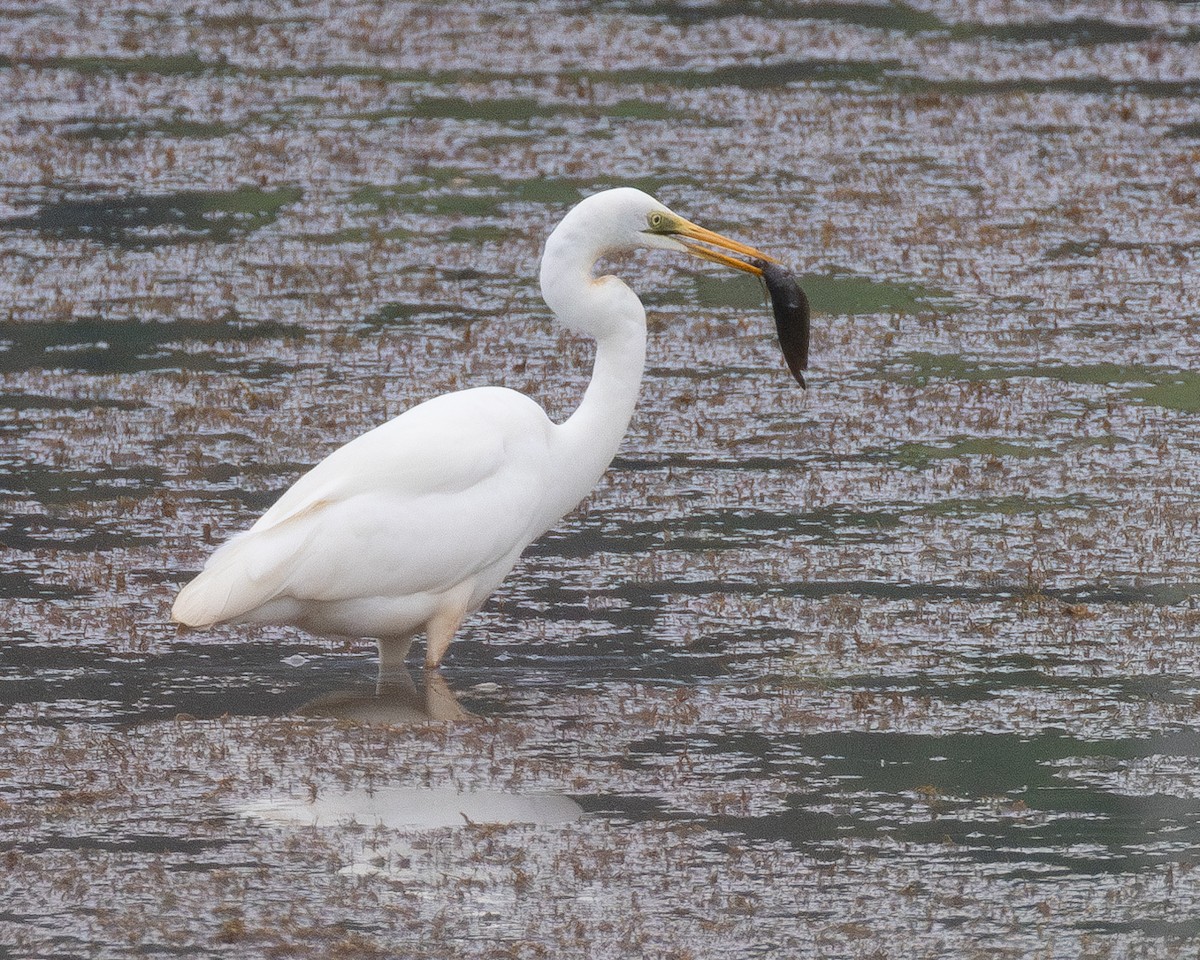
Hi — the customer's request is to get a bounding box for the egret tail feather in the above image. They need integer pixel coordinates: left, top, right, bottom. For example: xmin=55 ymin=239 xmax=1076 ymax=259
xmin=171 ymin=523 xmax=317 ymax=627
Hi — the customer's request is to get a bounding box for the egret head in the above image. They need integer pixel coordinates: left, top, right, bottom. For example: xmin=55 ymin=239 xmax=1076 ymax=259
xmin=637 ymin=200 xmax=779 ymax=280
xmin=540 ymin=187 xmax=782 ymax=340
xmin=556 ymin=187 xmax=776 ymax=274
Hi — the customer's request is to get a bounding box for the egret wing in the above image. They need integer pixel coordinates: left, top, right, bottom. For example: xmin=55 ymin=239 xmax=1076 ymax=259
xmin=248 ymin=387 xmax=522 ymax=536
xmin=172 ymin=388 xmax=553 ymax=627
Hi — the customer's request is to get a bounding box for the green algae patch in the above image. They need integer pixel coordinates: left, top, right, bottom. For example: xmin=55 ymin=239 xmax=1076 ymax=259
xmin=1131 ymin=372 xmax=1200 ymax=413
xmin=0 ymin=186 xmax=302 ymax=247
xmin=802 ymin=274 xmax=955 ymax=316
xmin=0 ymin=315 xmax=305 ymax=375
xmin=619 ymin=0 xmax=947 ymax=32
xmin=892 ymin=355 xmax=1200 ymax=411
xmin=694 ymin=272 xmax=954 ymax=314
xmin=1167 ymin=122 xmax=1200 ymax=140
xmin=19 ymin=52 xmax=229 ymax=77
xmin=966 ymin=18 xmax=1161 ymax=46
xmin=922 ymin=494 xmax=1100 ymax=519
xmin=888 ymin=437 xmax=1056 ymax=469
xmin=606 ymin=58 xmax=898 ymax=90
xmin=61 ymin=118 xmax=233 ymax=141
xmin=399 ymin=96 xmax=687 ymax=124
xmin=407 ymin=96 xmax=558 ymax=123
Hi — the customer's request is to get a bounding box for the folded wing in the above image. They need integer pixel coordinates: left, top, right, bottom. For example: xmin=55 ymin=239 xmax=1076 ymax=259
xmin=172 ymin=387 xmax=553 ymax=629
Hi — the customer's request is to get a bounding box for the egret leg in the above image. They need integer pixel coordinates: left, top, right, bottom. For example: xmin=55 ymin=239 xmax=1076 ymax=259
xmin=377 ymin=635 xmax=414 ymax=676
xmin=423 ymin=614 xmax=463 ymax=669
xmin=423 ymin=583 xmax=474 ymax=669
xmin=423 ymin=612 xmax=465 ymax=670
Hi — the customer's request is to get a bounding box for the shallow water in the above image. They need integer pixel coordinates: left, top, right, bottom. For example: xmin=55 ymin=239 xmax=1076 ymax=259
xmin=2 ymin=1 xmax=1200 ymax=957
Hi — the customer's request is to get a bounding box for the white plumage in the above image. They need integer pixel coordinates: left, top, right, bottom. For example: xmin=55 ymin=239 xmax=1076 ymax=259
xmin=173 ymin=187 xmax=775 ymax=669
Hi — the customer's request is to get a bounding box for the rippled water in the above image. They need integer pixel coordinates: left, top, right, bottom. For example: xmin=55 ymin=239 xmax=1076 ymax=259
xmin=2 ymin=1 xmax=1200 ymax=956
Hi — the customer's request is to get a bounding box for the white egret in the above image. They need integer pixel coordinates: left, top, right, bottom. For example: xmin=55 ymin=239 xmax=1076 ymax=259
xmin=172 ymin=187 xmax=781 ymax=670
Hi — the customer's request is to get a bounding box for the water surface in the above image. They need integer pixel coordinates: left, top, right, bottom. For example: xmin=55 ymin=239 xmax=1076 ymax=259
xmin=2 ymin=1 xmax=1200 ymax=956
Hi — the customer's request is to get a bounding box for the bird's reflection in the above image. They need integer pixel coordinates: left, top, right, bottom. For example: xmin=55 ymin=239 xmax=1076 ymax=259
xmin=295 ymin=663 xmax=467 ymax=725
xmin=243 ymin=663 xmax=582 ymax=877
xmin=242 ymin=780 xmax=583 ymax=876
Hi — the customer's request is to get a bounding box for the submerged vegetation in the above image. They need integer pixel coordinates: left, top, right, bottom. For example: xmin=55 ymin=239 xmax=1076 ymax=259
xmin=2 ymin=0 xmax=1200 ymax=956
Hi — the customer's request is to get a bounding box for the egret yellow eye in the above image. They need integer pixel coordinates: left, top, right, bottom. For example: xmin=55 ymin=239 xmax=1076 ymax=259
xmin=648 ymin=212 xmax=665 ymax=230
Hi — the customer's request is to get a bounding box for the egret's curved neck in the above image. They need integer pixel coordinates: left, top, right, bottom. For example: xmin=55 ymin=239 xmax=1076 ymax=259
xmin=538 ymin=222 xmax=648 ymax=525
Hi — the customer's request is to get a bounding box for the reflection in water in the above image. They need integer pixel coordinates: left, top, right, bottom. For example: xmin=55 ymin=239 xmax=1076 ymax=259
xmin=242 ymin=783 xmax=582 ymax=876
xmin=243 ymin=784 xmax=582 ymax=837
xmin=245 ymin=666 xmax=582 ymax=875
xmin=296 ymin=666 xmax=468 ymax=725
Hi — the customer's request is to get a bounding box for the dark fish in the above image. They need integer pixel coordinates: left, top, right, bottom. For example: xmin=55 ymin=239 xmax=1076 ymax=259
xmin=754 ymin=260 xmax=810 ymax=388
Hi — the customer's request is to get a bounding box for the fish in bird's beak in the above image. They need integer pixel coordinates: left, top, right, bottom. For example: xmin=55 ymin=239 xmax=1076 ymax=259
xmin=648 ymin=212 xmax=810 ymax=388
xmin=756 ymin=260 xmax=810 ymax=389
